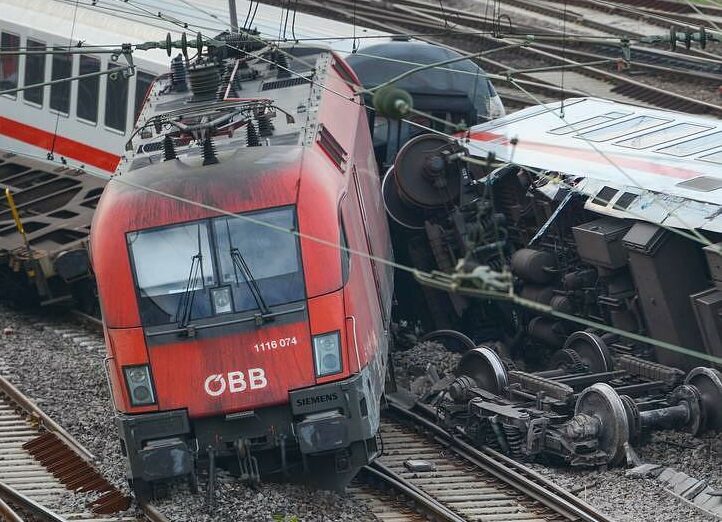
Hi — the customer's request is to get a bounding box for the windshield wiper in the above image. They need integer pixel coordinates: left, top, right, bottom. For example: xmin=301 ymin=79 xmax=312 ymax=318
xmin=176 ymin=226 xmax=207 ymax=329
xmin=230 ymin=247 xmax=272 ymax=318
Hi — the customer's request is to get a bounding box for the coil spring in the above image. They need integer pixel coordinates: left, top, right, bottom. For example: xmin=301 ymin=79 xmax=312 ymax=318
xmin=502 ymin=423 xmax=525 ymax=459
xmin=163 ymin=135 xmax=176 ymax=161
xmin=202 ymin=137 xmax=218 ymax=166
xmin=275 ymin=51 xmax=290 ymax=78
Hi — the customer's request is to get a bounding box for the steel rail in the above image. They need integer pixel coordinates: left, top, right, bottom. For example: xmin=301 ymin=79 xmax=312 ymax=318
xmin=0 ymin=494 xmax=23 ymax=522
xmin=0 ymin=373 xmax=95 ymax=462
xmin=387 ymin=0 xmax=722 ymax=70
xmin=280 ymin=0 xmax=722 ymax=115
xmin=140 ymin=501 xmax=172 ymax=522
xmin=385 ymin=395 xmax=616 ymax=522
xmin=359 ymin=463 xmax=466 ymax=522
xmin=0 ymin=481 xmax=66 ymax=522
xmin=70 ymin=309 xmax=104 ymax=333
xmin=541 ymin=0 xmax=721 ymax=31
xmin=514 ymin=0 xmax=722 ymax=62
xmin=0 ymin=481 xmax=164 ymax=522
xmin=386 ymin=0 xmax=722 ymax=116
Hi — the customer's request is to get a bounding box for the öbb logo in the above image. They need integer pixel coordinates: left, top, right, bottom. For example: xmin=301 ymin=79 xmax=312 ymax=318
xmin=204 ymin=368 xmax=268 ymax=397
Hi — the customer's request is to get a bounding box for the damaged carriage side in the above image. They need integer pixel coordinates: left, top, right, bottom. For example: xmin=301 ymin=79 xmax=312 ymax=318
xmin=377 ymin=95 xmax=722 ymax=467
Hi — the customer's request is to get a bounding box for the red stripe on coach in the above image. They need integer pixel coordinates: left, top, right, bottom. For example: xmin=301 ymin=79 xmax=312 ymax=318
xmin=0 ymin=116 xmax=120 ymax=172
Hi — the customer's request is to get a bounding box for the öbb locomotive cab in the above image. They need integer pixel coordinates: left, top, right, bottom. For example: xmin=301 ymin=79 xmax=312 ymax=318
xmin=90 ymin=36 xmax=392 ymax=494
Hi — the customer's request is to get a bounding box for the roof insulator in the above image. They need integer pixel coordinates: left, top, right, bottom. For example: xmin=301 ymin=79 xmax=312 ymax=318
xmin=217 ymin=61 xmax=235 ymax=100
xmin=257 ymin=112 xmax=274 ymax=137
xmin=246 ymin=121 xmax=260 ymax=147
xmin=163 ymin=135 xmax=177 ymax=161
xmin=171 ymin=54 xmax=188 ymax=92
xmin=188 ymin=61 xmax=221 ymax=102
xmin=202 ymin=136 xmax=219 ymax=165
xmin=276 ymin=51 xmax=290 ymax=78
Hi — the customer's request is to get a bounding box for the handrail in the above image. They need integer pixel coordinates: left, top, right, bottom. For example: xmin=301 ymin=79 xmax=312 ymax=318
xmin=346 ymin=315 xmax=362 ymax=370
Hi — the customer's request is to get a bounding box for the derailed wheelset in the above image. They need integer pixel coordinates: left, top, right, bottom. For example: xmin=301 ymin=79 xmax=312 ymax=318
xmin=429 ymin=334 xmax=722 ymax=468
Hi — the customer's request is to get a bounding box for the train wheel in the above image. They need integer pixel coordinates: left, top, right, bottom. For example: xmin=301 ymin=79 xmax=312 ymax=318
xmin=574 ymin=383 xmax=629 ymax=465
xmin=455 ymin=346 xmax=508 ymax=395
xmin=564 ymin=331 xmax=614 ymax=373
xmin=685 ymin=367 xmax=722 ymax=433
xmin=421 ymin=329 xmax=476 ymax=353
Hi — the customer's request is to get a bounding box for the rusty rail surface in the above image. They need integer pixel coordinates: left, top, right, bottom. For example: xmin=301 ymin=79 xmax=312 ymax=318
xmin=0 ymin=372 xmax=133 ymax=518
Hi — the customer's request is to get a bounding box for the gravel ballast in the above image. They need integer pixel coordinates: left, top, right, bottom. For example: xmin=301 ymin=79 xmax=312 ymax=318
xmin=0 ymin=305 xmax=376 ymax=521
xmin=2 ymin=303 xmax=721 ymax=521
xmin=391 ymin=337 xmax=722 ymax=522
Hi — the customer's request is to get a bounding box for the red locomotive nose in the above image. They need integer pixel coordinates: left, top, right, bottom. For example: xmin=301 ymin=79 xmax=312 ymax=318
xmin=90 ymin=41 xmax=392 ymax=495
xmin=148 ymin=320 xmax=315 ymax=417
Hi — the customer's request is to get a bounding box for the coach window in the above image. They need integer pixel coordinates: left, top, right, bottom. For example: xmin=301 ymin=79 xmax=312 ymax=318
xmin=105 ymin=63 xmax=128 ymax=132
xmin=658 ymin=131 xmax=722 ymax=157
xmin=134 ymin=71 xmax=155 ymax=122
xmin=699 ymin=150 xmax=722 ymax=165
xmin=577 ymin=116 xmax=669 ymax=142
xmin=0 ymin=32 xmax=20 ymax=97
xmin=615 ymin=123 xmax=712 ymax=150
xmin=50 ymin=48 xmax=72 ymax=113
xmin=24 ymin=39 xmax=46 ymax=105
xmin=77 ymin=55 xmax=100 ymax=123
xmin=549 ymin=112 xmax=630 ymax=135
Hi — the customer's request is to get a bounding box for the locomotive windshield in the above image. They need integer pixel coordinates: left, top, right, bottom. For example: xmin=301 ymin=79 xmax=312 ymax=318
xmin=127 ymin=206 xmax=305 ymax=327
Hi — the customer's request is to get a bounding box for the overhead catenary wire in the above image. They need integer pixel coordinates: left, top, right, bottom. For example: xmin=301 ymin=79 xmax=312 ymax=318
xmin=10 ymin=139 xmax=722 ymax=368
xmin=49 ymin=0 xmax=82 ymax=162
xmin=96 ymin=0 xmax=722 ymax=288
xmin=47 ymin=0 xmax=722 ymax=256
xmin=18 ymin=0 xmax=722 ymax=365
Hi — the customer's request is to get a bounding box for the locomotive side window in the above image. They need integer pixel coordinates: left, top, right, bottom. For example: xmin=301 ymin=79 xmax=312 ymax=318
xmin=340 ymin=218 xmax=350 ymax=285
xmin=0 ymin=32 xmax=19 ymax=97
xmin=24 ymin=39 xmax=46 ymax=105
xmin=50 ymin=48 xmax=72 ymax=114
xmin=213 ymin=207 xmax=304 ymax=313
xmin=77 ymin=55 xmax=100 ymax=123
xmin=134 ymin=71 xmax=155 ymax=122
xmin=128 ymin=222 xmax=216 ymax=326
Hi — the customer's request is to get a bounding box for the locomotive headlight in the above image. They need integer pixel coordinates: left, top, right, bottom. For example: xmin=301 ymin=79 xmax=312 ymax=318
xmin=313 ymin=331 xmax=342 ymax=377
xmin=123 ymin=365 xmax=156 ymax=406
xmin=211 ymin=286 xmax=233 ymax=314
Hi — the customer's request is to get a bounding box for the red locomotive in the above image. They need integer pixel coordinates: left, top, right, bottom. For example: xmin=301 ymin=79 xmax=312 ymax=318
xmin=90 ymin=33 xmax=392 ymax=495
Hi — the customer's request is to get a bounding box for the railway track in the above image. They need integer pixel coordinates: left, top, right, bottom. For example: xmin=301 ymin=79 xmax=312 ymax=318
xmin=353 ymin=397 xmax=614 ymax=522
xmin=262 ymin=0 xmax=722 ymax=114
xmin=70 ymin=311 xmax=606 ymax=522
xmin=0 ymin=323 xmax=167 ymax=522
